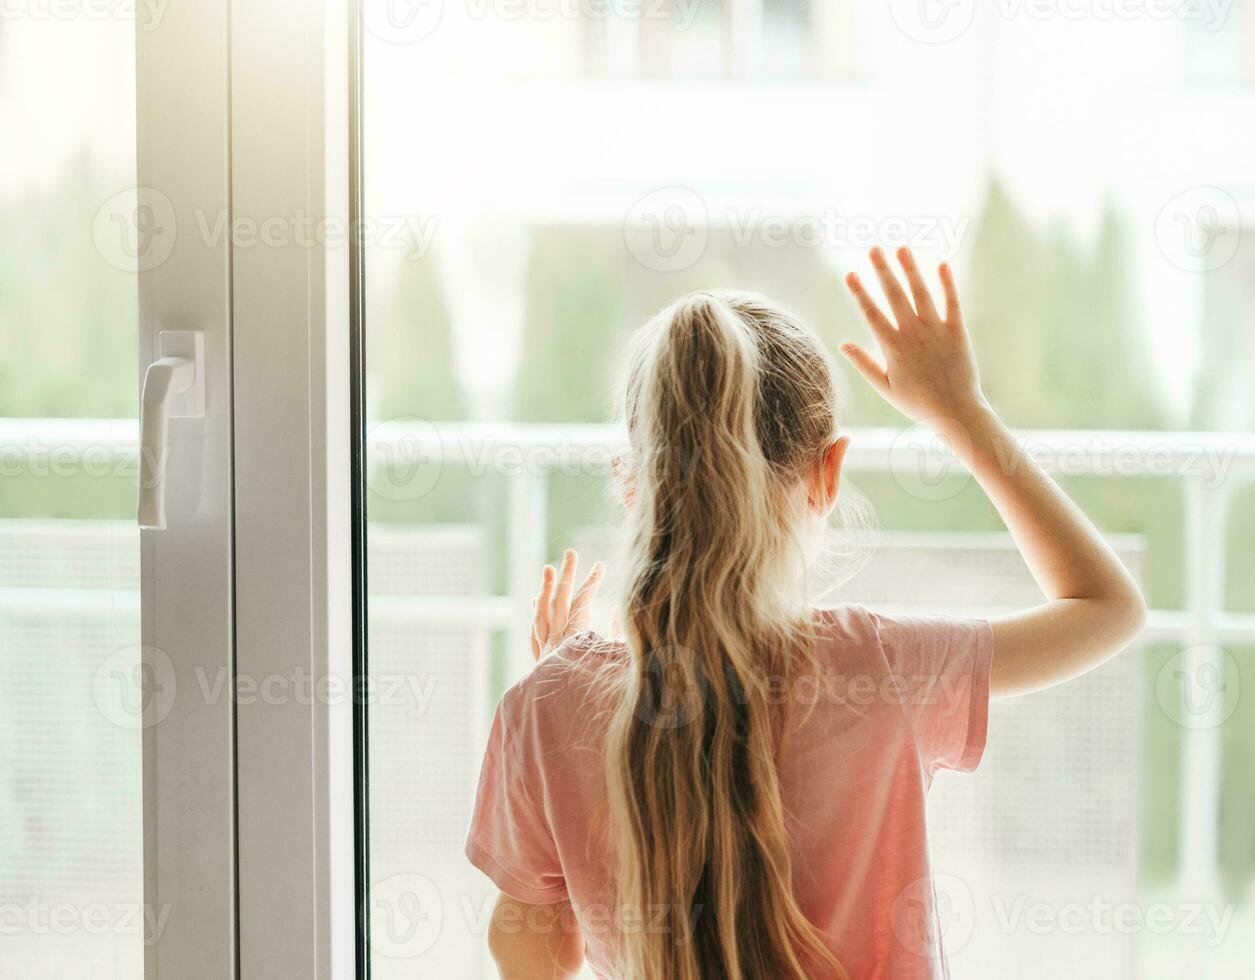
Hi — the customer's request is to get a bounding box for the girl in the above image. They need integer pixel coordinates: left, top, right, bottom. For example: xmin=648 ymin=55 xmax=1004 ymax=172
xmin=466 ymin=247 xmax=1145 ymax=979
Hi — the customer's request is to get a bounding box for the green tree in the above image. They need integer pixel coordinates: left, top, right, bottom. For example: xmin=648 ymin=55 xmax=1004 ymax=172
xmin=365 ymin=251 xmax=478 ymax=526
xmin=368 ymin=250 xmax=467 ymax=423
xmin=0 ymin=152 xmax=137 ymax=419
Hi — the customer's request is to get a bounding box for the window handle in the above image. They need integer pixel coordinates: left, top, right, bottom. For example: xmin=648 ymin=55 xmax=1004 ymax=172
xmin=138 ymin=331 xmax=204 ymax=530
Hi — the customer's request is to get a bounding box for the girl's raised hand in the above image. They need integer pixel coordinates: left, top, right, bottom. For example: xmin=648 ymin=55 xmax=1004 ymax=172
xmin=531 ymin=549 xmax=606 ymax=661
xmin=845 ymin=247 xmax=1146 ymax=699
xmin=841 ymin=247 xmax=987 ymax=430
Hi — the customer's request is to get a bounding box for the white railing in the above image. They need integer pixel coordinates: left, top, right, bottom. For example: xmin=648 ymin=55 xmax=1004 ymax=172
xmin=5 ymin=418 xmax=1255 ymax=976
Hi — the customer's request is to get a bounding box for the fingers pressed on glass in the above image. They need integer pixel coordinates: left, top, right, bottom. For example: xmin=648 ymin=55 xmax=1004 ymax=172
xmin=939 ymin=262 xmax=963 ymax=325
xmin=535 ymin=565 xmax=555 ymax=646
xmin=896 ymin=247 xmax=939 ymax=323
xmin=550 ymin=549 xmax=578 ymax=635
xmin=569 ymin=561 xmax=605 ymax=629
xmin=840 ymin=343 xmax=890 ymax=396
xmin=869 ymin=246 xmax=916 ymax=325
xmin=844 ymin=273 xmax=896 ymax=347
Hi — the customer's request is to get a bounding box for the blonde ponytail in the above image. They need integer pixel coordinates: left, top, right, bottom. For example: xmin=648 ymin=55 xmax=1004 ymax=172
xmin=605 ymin=291 xmax=847 ymax=979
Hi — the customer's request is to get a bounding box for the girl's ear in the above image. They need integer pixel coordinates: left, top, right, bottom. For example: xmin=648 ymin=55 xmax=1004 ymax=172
xmin=808 ymin=436 xmax=850 ymax=515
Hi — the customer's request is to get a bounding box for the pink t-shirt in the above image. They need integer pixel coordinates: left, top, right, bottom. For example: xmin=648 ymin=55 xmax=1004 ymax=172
xmin=467 ymin=604 xmax=993 ymax=979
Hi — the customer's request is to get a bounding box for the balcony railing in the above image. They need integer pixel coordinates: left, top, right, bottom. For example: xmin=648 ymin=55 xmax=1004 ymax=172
xmin=3 ymin=418 xmax=1254 ymax=975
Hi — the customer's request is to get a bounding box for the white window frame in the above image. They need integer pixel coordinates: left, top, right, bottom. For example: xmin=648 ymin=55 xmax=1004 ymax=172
xmin=136 ymin=3 xmax=236 ymax=978
xmin=138 ymin=1 xmax=357 ymax=977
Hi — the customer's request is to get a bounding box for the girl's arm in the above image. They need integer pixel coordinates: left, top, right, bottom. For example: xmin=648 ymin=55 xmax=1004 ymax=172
xmin=488 ymin=894 xmax=584 ymax=979
xmin=843 ymin=247 xmax=1146 ymax=698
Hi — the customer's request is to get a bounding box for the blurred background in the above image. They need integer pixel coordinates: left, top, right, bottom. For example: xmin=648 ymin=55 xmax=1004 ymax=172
xmin=2 ymin=1 xmax=1254 ymax=977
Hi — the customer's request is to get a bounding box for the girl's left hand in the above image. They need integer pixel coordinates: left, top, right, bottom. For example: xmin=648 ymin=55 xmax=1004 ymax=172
xmin=531 ymin=549 xmax=606 ymax=661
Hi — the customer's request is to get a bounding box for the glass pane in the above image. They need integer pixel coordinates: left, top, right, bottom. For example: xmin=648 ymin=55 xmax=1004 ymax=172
xmin=360 ymin=3 xmax=1253 ymax=977
xmin=0 ymin=12 xmax=142 ymax=980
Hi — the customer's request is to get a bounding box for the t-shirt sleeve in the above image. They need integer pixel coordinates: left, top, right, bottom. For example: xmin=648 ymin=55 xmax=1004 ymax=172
xmin=465 ymin=692 xmax=569 ymax=905
xmin=869 ymin=610 xmax=994 ymax=775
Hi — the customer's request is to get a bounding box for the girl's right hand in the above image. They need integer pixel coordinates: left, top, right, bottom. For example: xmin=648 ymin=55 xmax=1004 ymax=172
xmin=841 ymin=246 xmax=989 ymax=431
xmin=843 ymin=247 xmax=1145 ymax=700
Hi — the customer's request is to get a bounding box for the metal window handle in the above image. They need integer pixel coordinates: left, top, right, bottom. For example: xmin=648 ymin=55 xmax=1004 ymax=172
xmin=139 ymin=331 xmax=204 ymax=530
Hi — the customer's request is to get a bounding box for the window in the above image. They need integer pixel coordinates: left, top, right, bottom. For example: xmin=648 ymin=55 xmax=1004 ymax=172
xmin=0 ymin=11 xmax=143 ymax=978
xmin=358 ymin=2 xmax=1255 ymax=978
xmin=4 ymin=3 xmax=1253 ymax=977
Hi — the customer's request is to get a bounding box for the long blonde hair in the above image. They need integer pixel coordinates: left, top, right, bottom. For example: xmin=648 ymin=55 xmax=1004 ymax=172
xmin=605 ymin=290 xmax=847 ymax=979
